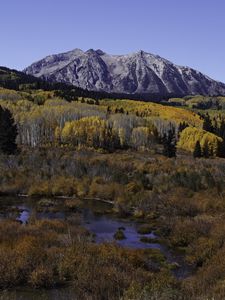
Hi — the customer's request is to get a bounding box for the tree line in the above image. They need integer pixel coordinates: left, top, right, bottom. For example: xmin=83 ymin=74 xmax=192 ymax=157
xmin=1 ymin=98 xmax=225 ymax=159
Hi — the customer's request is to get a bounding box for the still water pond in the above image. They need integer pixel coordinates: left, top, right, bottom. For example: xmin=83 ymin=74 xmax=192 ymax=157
xmin=0 ymin=197 xmax=160 ymax=250
xmin=0 ymin=197 xmax=191 ymax=300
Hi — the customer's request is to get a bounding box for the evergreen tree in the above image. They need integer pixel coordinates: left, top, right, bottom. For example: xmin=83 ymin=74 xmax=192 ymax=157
xmin=178 ymin=122 xmax=188 ymax=136
xmin=202 ymin=142 xmax=210 ymax=158
xmin=213 ymin=118 xmax=218 ymax=135
xmin=193 ymin=141 xmax=202 ymax=158
xmin=217 ymin=139 xmax=225 ymax=158
xmin=107 ymin=106 xmax=111 ymax=114
xmin=0 ymin=106 xmax=17 ymax=154
xmin=218 ymin=119 xmax=225 ymax=138
xmin=203 ymin=113 xmax=214 ymax=133
xmin=209 ymin=146 xmax=214 ymax=157
xmin=162 ymin=126 xmax=177 ymax=157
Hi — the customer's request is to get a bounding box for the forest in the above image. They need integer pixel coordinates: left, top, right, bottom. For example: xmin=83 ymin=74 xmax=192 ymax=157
xmin=1 ymin=79 xmax=225 ymax=299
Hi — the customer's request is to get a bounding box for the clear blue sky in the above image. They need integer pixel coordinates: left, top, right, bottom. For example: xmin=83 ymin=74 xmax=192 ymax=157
xmin=1 ymin=0 xmax=225 ymax=82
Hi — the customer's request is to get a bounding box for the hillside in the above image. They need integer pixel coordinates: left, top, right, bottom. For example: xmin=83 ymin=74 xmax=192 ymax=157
xmin=0 ymin=66 xmax=110 ymax=101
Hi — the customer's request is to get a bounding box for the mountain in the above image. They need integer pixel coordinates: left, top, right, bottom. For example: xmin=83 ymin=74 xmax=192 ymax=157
xmin=24 ymin=49 xmax=225 ymax=98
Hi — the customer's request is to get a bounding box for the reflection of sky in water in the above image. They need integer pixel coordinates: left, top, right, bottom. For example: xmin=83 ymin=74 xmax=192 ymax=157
xmin=17 ymin=209 xmax=30 ymax=223
xmin=82 ymin=208 xmax=162 ymax=250
xmin=15 ymin=204 xmax=65 ymax=224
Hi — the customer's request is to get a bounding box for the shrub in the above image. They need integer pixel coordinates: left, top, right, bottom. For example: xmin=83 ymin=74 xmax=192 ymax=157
xmin=114 ymin=229 xmax=126 ymax=240
xmin=29 ymin=265 xmax=54 ymax=288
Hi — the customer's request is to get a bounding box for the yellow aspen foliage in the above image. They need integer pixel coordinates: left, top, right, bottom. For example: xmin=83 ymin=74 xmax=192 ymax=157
xmin=100 ymin=99 xmax=202 ymax=127
xmin=178 ymin=127 xmax=222 ymax=155
xmin=131 ymin=126 xmax=153 ymax=149
xmin=61 ymin=116 xmax=108 ymax=148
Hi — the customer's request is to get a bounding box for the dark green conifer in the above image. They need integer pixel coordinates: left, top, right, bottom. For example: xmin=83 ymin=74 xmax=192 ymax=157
xmin=193 ymin=141 xmax=202 ymax=158
xmin=0 ymin=106 xmax=17 ymax=154
xmin=202 ymin=142 xmax=210 ymax=158
xmin=162 ymin=126 xmax=177 ymax=158
xmin=203 ymin=113 xmax=214 ymax=133
xmin=217 ymin=139 xmax=225 ymax=158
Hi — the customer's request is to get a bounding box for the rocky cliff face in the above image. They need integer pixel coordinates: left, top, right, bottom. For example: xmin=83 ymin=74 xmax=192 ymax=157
xmin=24 ymin=49 xmax=225 ymax=97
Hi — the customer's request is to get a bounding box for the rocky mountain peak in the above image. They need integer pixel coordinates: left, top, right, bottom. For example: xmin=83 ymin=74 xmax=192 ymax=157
xmin=24 ymin=49 xmax=225 ymax=97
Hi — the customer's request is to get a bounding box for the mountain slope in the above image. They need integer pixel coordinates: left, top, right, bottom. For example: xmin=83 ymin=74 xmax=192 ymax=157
xmin=0 ymin=66 xmax=110 ymax=100
xmin=24 ymin=49 xmax=225 ymax=97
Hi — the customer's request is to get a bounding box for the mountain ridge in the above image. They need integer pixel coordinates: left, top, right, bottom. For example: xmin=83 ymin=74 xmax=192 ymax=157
xmin=24 ymin=48 xmax=225 ymax=97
